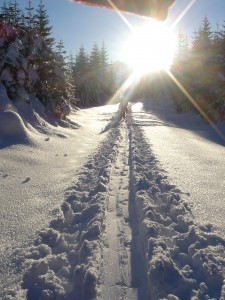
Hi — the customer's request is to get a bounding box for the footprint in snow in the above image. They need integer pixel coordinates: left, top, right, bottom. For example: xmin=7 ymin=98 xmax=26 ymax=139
xmin=22 ymin=177 xmax=31 ymax=184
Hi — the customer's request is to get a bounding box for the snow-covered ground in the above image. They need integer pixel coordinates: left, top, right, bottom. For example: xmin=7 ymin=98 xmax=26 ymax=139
xmin=132 ymin=99 xmax=225 ymax=233
xmin=0 ymin=105 xmax=118 ymax=297
xmin=2 ymin=100 xmax=225 ymax=299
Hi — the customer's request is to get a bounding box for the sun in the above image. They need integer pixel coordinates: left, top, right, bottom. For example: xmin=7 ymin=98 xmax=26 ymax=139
xmin=120 ymin=20 xmax=177 ymax=75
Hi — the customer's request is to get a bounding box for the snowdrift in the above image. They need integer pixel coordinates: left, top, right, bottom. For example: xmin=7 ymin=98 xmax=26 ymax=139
xmin=0 ymin=110 xmax=31 ymax=146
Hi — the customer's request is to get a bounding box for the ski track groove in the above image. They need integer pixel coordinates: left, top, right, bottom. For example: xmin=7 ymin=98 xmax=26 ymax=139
xmin=99 ymin=121 xmax=140 ymax=300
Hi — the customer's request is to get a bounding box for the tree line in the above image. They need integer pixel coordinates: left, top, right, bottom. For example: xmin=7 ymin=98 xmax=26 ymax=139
xmin=171 ymin=16 xmax=225 ymax=121
xmin=0 ymin=0 xmax=116 ymax=119
xmin=70 ymin=43 xmax=116 ymax=107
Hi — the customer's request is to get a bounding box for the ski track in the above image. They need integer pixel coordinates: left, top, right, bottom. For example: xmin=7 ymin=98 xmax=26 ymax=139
xmin=4 ymin=108 xmax=225 ymax=300
xmin=99 ymin=121 xmax=140 ymax=300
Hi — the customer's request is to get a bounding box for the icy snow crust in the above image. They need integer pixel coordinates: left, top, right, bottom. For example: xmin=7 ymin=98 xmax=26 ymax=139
xmin=3 ymin=104 xmax=225 ymax=299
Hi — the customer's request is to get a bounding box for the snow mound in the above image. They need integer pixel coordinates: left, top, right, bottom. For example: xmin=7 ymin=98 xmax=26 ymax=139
xmin=0 ymin=82 xmax=14 ymax=111
xmin=0 ymin=110 xmax=31 ymax=146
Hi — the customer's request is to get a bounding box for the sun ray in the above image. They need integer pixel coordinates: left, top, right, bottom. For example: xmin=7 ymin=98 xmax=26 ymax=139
xmin=106 ymin=0 xmax=225 ymax=143
xmin=170 ymin=0 xmax=197 ymax=30
xmin=107 ymin=71 xmax=138 ymax=105
xmin=106 ymin=0 xmax=134 ymax=31
xmin=167 ymin=70 xmax=225 ymax=142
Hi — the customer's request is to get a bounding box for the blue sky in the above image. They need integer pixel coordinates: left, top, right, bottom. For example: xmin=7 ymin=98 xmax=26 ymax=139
xmin=16 ymin=0 xmax=225 ymax=60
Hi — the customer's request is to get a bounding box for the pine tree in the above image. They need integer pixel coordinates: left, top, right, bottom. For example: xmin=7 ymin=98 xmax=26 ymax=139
xmin=11 ymin=0 xmax=23 ymax=26
xmin=99 ymin=42 xmax=116 ymax=101
xmin=74 ymin=46 xmax=91 ymax=106
xmin=66 ymin=53 xmax=77 ymax=107
xmin=54 ymin=40 xmax=68 ymax=101
xmin=1 ymin=0 xmax=22 ymax=25
xmin=25 ymin=0 xmax=35 ymax=33
xmin=75 ymin=45 xmax=89 ymax=74
xmin=100 ymin=41 xmax=108 ymax=72
xmin=1 ymin=1 xmax=12 ymax=24
xmin=34 ymin=0 xmax=54 ymax=47
xmin=89 ymin=42 xmax=100 ymax=71
xmin=191 ymin=17 xmax=212 ymax=64
xmin=173 ymin=29 xmax=189 ymax=72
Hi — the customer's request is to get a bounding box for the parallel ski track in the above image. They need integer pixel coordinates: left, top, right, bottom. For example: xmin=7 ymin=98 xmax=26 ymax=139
xmin=5 ymin=108 xmax=225 ymax=300
xmin=99 ymin=120 xmax=144 ymax=299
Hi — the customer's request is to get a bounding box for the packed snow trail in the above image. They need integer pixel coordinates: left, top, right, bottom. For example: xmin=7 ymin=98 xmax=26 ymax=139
xmin=99 ymin=120 xmax=145 ymax=299
xmin=4 ymin=103 xmax=225 ymax=299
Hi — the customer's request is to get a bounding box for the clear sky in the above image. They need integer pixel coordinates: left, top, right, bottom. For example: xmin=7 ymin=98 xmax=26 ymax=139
xmin=16 ymin=0 xmax=225 ymax=60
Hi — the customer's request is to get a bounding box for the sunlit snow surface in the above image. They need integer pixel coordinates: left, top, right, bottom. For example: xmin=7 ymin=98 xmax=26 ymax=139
xmin=0 ymin=105 xmax=118 ymax=296
xmin=132 ymin=99 xmax=225 ymax=232
xmin=2 ymin=101 xmax=225 ymax=299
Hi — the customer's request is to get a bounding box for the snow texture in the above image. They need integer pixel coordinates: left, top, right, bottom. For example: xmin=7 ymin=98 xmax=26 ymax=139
xmin=2 ymin=103 xmax=225 ymax=300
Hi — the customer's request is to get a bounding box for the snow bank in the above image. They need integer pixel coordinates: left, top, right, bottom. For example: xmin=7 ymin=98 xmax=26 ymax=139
xmin=0 ymin=82 xmax=14 ymax=111
xmin=128 ymin=117 xmax=225 ymax=299
xmin=0 ymin=110 xmax=31 ymax=147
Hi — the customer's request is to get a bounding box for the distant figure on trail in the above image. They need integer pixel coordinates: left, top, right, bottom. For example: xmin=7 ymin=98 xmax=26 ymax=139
xmin=119 ymin=97 xmax=128 ymax=120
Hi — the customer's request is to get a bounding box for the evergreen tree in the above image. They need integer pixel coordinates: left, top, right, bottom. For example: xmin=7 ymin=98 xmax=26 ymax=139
xmin=10 ymin=0 xmax=23 ymax=26
xmin=191 ymin=17 xmax=212 ymax=66
xmin=74 ymin=46 xmax=91 ymax=106
xmin=0 ymin=0 xmax=76 ymax=121
xmin=34 ymin=0 xmax=54 ymax=47
xmin=53 ymin=40 xmax=69 ymax=104
xmin=173 ymin=29 xmax=189 ymax=72
xmin=66 ymin=53 xmax=77 ymax=107
xmin=25 ymin=0 xmax=35 ymax=33
xmin=176 ymin=30 xmax=189 ymax=59
xmin=75 ymin=45 xmax=89 ymax=74
xmin=198 ymin=16 xmax=213 ymax=53
xmin=1 ymin=1 xmax=12 ymax=24
xmin=100 ymin=41 xmax=108 ymax=72
xmin=0 ymin=0 xmax=22 ymax=25
xmin=89 ymin=42 xmax=100 ymax=71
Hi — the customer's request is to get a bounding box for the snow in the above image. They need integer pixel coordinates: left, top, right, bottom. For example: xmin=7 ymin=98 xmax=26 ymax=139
xmin=1 ymin=100 xmax=225 ymax=299
xmin=132 ymin=99 xmax=225 ymax=233
xmin=0 ymin=105 xmax=117 ymax=297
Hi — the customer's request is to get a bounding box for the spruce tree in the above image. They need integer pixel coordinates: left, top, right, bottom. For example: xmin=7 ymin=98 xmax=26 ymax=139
xmin=74 ymin=46 xmax=90 ymax=106
xmin=34 ymin=0 xmax=54 ymax=47
xmin=89 ymin=42 xmax=100 ymax=71
xmin=1 ymin=1 xmax=12 ymax=24
xmin=173 ymin=29 xmax=189 ymax=71
xmin=1 ymin=0 xmax=22 ymax=25
xmin=75 ymin=45 xmax=88 ymax=74
xmin=66 ymin=53 xmax=77 ymax=107
xmin=25 ymin=0 xmax=35 ymax=33
xmin=196 ymin=16 xmax=213 ymax=55
xmin=100 ymin=41 xmax=108 ymax=72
